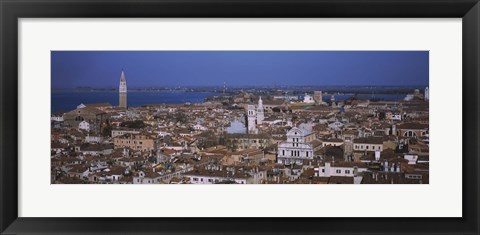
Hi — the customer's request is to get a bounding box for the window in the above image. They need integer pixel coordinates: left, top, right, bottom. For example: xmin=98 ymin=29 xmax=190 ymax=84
xmin=282 ymin=150 xmax=285 ymax=155
xmin=322 ymin=169 xmax=325 ymax=173
xmin=193 ymin=178 xmax=198 ymax=181
xmin=345 ymin=170 xmax=350 ymax=174
xmin=336 ymin=169 xmax=341 ymax=173
xmin=306 ymin=152 xmax=309 ymax=157
xmin=200 ymin=178 xmax=203 ymax=182
xmin=366 ymin=146 xmax=369 ymax=150
xmin=208 ymin=179 xmax=212 ymax=182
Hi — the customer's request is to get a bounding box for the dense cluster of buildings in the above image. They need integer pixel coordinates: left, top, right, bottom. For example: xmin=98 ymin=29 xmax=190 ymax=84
xmin=51 ymin=70 xmax=429 ymax=184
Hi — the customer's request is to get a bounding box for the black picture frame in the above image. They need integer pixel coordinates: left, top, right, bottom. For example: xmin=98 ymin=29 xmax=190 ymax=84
xmin=1 ymin=0 xmax=479 ymax=234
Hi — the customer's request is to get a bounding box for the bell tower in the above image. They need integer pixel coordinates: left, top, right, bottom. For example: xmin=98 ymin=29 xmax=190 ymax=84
xmin=256 ymin=96 xmax=265 ymax=125
xmin=119 ymin=70 xmax=127 ymax=109
xmin=247 ymin=104 xmax=258 ymax=134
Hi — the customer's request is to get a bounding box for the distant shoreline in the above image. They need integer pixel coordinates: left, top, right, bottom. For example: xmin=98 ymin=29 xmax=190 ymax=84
xmin=52 ymin=86 xmax=427 ymax=95
xmin=51 ymin=90 xmax=213 ymax=93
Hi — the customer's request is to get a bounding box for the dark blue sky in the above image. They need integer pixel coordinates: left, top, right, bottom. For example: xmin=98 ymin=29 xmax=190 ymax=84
xmin=51 ymin=51 xmax=428 ymax=88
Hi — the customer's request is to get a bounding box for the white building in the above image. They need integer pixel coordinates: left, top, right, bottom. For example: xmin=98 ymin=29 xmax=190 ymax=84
xmin=391 ymin=114 xmax=402 ymax=121
xmin=277 ymin=127 xmax=314 ymax=164
xmin=404 ymin=153 xmax=418 ymax=164
xmin=424 ymin=86 xmax=429 ymax=100
xmin=185 ymin=172 xmax=248 ymax=184
xmin=404 ymin=94 xmax=414 ymax=101
xmin=303 ymin=94 xmax=315 ymax=103
xmin=193 ymin=124 xmax=208 ymax=131
xmin=78 ymin=121 xmax=90 ymax=132
xmin=111 ymin=129 xmax=140 ymax=138
xmin=85 ymin=135 xmax=103 ymax=143
xmin=315 ymin=162 xmax=368 ymax=177
xmin=51 ymin=115 xmax=64 ymax=122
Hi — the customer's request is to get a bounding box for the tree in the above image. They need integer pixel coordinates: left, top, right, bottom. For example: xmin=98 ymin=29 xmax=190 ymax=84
xmin=174 ymin=111 xmax=187 ymax=124
xmin=272 ymin=107 xmax=281 ymax=113
xmin=378 ymin=112 xmax=386 ymax=121
xmin=102 ymin=123 xmax=112 ymax=137
xmin=120 ymin=120 xmax=145 ymax=129
xmin=148 ymin=156 xmax=157 ymax=164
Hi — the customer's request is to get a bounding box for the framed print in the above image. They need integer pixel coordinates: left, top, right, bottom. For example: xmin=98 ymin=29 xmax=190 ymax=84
xmin=1 ymin=0 xmax=479 ymax=234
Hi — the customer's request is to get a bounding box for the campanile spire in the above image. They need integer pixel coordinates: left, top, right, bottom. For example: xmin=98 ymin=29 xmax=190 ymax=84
xmin=119 ymin=70 xmax=127 ymax=109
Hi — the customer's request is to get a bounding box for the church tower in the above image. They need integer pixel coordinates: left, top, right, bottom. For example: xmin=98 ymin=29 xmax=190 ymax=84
xmin=256 ymin=96 xmax=265 ymax=125
xmin=247 ymin=104 xmax=258 ymax=134
xmin=119 ymin=70 xmax=127 ymax=109
xmin=424 ymin=86 xmax=429 ymax=100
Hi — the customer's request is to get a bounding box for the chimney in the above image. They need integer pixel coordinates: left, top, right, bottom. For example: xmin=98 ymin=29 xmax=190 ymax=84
xmin=375 ymin=151 xmax=380 ymax=161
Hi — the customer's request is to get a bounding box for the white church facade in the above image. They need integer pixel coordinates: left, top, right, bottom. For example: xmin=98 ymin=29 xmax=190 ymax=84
xmin=277 ymin=127 xmax=314 ymax=165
